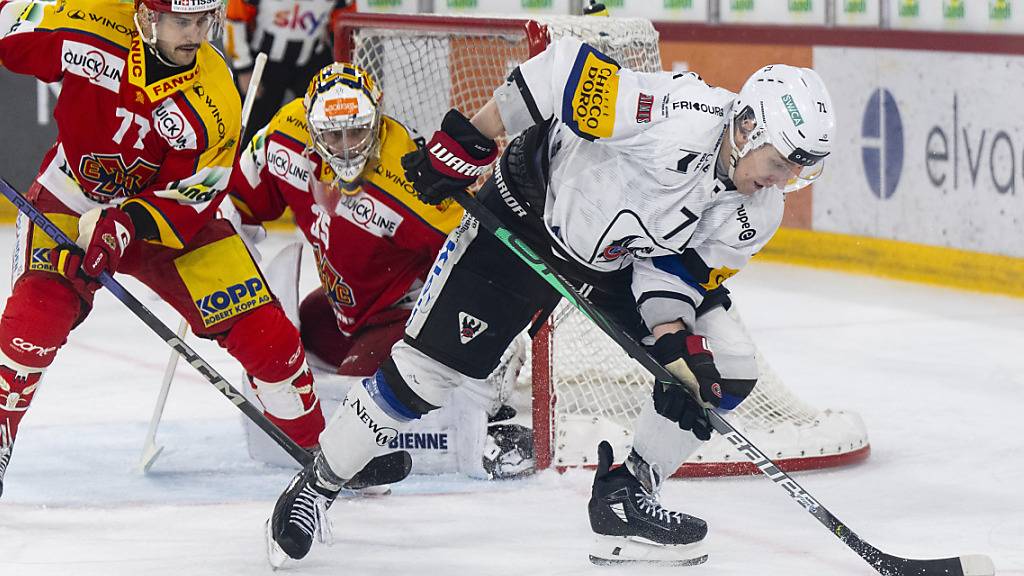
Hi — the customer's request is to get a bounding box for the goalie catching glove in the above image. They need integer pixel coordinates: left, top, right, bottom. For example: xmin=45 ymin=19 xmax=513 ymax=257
xmin=50 ymin=207 xmax=134 ymax=298
xmin=648 ymin=329 xmax=724 ymax=441
xmin=401 ymin=109 xmax=498 ymax=205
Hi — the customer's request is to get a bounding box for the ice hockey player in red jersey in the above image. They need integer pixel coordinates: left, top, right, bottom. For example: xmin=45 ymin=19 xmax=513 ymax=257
xmin=231 ymin=62 xmax=534 ymax=488
xmin=0 ymin=0 xmax=325 ymax=497
xmin=229 ymin=62 xmax=466 ymax=381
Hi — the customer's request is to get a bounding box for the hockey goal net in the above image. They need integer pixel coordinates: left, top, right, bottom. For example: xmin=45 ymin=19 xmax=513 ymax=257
xmin=335 ymin=13 xmax=869 ymax=477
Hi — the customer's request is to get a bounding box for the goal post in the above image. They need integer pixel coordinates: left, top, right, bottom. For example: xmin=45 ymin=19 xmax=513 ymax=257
xmin=335 ymin=12 xmax=869 ymax=478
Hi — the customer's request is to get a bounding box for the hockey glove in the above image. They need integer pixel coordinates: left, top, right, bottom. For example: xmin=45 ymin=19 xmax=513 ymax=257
xmin=401 ymin=108 xmax=498 ymax=206
xmin=647 ymin=329 xmax=723 ymax=441
xmin=482 ymin=422 xmax=535 ymax=480
xmin=650 ymin=329 xmax=724 ymax=408
xmin=50 ymin=207 xmax=134 ymax=298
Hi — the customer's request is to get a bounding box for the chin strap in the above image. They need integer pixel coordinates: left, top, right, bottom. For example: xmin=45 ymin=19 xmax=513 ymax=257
xmin=133 ymin=11 xmax=193 ymax=68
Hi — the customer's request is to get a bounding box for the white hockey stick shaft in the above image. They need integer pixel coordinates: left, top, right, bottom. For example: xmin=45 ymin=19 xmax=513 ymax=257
xmin=240 ymin=52 xmax=268 ymax=138
xmin=138 ymin=317 xmax=188 ymax=472
xmin=138 ymin=52 xmax=269 ymax=473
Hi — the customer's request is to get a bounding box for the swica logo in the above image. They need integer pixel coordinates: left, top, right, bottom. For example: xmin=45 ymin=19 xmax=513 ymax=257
xmin=861 ymin=88 xmax=904 ymax=199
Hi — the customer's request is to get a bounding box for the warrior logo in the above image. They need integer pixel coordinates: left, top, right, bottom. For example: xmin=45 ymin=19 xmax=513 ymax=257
xmin=78 ymin=154 xmax=158 ymax=200
xmin=458 ymin=312 xmax=487 ymax=344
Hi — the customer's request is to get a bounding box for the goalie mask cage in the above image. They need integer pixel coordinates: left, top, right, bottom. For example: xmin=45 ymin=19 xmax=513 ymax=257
xmin=335 ymin=12 xmax=870 ymax=477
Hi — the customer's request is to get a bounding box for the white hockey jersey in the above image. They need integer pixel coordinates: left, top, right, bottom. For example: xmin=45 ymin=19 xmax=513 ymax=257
xmin=493 ymin=37 xmax=785 ymax=330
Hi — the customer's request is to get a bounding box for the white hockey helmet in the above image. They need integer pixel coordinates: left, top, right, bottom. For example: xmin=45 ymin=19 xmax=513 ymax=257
xmin=729 ymin=64 xmax=835 ymax=193
xmin=305 ymin=62 xmax=383 ymax=187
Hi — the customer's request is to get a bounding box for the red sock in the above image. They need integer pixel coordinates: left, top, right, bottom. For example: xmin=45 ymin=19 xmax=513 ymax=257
xmin=0 ymin=273 xmax=82 ymax=443
xmin=219 ymin=304 xmax=324 ymax=448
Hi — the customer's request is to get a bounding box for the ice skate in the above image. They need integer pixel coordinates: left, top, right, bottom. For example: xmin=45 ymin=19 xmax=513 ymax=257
xmin=266 ymin=455 xmax=342 ymax=569
xmin=588 ymin=441 xmax=708 ymax=567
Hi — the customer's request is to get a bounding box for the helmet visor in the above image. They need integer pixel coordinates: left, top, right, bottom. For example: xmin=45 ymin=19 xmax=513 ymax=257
xmin=780 ymin=158 xmax=825 ymax=194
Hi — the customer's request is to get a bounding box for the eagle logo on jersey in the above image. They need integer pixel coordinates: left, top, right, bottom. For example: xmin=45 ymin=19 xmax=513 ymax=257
xmin=77 ymin=154 xmax=159 ymax=200
xmin=599 ymin=235 xmax=654 ymax=262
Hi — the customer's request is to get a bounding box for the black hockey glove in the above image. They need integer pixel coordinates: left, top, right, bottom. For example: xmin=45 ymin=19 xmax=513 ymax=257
xmin=401 ymin=109 xmax=498 ymax=206
xmin=646 ymin=329 xmax=724 ymax=441
xmin=650 ymin=381 xmax=712 ymax=441
xmin=482 ymin=423 xmax=535 ymax=480
xmin=650 ymin=329 xmax=724 ymax=408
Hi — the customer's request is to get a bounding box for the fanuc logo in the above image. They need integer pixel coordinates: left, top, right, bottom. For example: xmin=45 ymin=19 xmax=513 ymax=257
xmin=861 ymin=88 xmax=904 ymax=200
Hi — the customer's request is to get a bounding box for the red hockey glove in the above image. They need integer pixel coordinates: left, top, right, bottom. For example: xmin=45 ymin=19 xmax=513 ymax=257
xmin=401 ymin=108 xmax=498 ymax=205
xmin=50 ymin=207 xmax=134 ymax=297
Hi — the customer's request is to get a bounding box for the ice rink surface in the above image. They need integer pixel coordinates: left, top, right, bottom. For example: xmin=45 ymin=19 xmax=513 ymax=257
xmin=0 ymin=228 xmax=1022 ymax=576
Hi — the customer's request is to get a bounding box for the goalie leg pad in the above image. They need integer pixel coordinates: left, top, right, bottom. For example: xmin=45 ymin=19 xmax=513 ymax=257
xmin=319 ymin=357 xmax=438 ymax=479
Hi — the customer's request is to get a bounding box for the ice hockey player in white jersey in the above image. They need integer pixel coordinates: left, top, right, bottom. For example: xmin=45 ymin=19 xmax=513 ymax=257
xmin=264 ymin=35 xmax=834 ymax=568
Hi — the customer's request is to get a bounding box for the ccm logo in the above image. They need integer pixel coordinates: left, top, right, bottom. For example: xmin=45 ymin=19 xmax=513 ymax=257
xmin=11 ymin=337 xmax=57 ymax=357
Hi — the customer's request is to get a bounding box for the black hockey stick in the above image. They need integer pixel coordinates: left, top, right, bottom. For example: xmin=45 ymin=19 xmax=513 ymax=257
xmin=0 ymin=178 xmax=412 ymax=489
xmin=452 ymin=190 xmax=993 ymax=576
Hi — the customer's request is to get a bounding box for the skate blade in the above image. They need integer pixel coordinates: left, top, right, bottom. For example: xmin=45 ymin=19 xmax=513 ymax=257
xmin=341 ymin=484 xmax=391 ymax=498
xmin=265 ymin=519 xmax=291 ymax=570
xmin=589 ymin=535 xmax=708 ymax=567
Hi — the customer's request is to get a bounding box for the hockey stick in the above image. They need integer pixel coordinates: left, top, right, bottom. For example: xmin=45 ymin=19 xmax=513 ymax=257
xmin=0 ymin=177 xmax=313 ymax=467
xmin=139 ymin=52 xmax=269 ymax=473
xmin=138 ymin=317 xmax=187 ymax=472
xmin=451 ymin=190 xmax=993 ymax=576
xmin=0 ymin=178 xmax=413 ymax=489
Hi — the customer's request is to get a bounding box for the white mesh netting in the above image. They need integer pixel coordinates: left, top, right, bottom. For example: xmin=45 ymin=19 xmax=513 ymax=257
xmin=341 ymin=14 xmax=868 ymax=476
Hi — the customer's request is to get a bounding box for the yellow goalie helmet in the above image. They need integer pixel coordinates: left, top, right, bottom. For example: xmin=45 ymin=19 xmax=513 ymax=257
xmin=304 ymin=62 xmax=383 ymax=187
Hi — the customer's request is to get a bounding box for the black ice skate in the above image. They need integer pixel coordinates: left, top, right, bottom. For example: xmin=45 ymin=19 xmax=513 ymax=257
xmin=266 ymin=455 xmax=342 ymax=569
xmin=588 ymin=441 xmax=708 ymax=567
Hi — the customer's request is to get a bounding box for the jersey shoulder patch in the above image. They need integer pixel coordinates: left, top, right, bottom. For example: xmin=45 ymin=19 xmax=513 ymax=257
xmin=561 ymin=43 xmax=620 ymax=141
xmin=264 ymin=136 xmax=311 ymax=191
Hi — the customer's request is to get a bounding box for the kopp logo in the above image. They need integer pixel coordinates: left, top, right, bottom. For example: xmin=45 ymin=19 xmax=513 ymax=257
xmin=861 ymin=88 xmax=904 ymax=199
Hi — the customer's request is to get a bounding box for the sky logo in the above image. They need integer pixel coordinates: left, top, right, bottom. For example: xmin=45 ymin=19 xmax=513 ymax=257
xmin=861 ymin=88 xmax=904 ymax=199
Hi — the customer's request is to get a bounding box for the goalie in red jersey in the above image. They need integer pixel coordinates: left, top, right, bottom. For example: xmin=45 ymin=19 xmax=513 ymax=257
xmin=0 ymin=0 xmax=326 ymax=497
xmin=229 ymin=62 xmax=532 ymax=483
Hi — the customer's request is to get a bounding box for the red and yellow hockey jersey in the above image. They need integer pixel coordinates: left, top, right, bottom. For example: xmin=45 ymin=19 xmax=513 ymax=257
xmin=0 ymin=0 xmax=241 ymax=248
xmin=230 ymin=98 xmax=464 ymax=336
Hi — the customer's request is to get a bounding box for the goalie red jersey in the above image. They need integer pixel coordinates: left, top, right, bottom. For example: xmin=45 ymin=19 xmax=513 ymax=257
xmin=0 ymin=0 xmax=240 ymax=247
xmin=230 ymin=97 xmax=464 ymax=343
